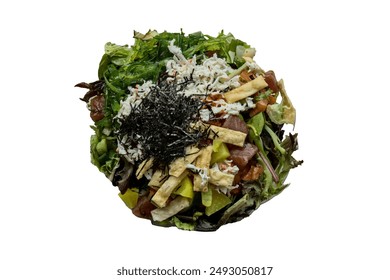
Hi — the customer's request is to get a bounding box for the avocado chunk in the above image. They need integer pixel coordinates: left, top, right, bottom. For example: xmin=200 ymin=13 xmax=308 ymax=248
xmin=174 ymin=176 xmax=194 ymax=199
xmin=210 ymin=140 xmax=230 ymax=165
xmin=118 ymin=189 xmax=139 ymax=209
xmin=205 ymin=188 xmax=231 ymax=216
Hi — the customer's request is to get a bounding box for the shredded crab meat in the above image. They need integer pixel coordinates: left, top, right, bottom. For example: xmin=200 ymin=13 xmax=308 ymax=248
xmin=166 ymin=40 xmax=240 ymax=96
xmin=210 ymin=97 xmax=256 ymax=117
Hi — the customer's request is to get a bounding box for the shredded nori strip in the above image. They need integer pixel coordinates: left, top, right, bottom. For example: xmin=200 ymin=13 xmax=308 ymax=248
xmin=118 ymin=77 xmax=207 ymax=170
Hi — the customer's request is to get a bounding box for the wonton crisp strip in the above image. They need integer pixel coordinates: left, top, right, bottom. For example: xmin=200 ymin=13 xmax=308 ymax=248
xmin=151 ymin=196 xmax=191 ymax=222
xmin=148 ymin=169 xmax=167 ymax=187
xmin=193 ymin=146 xmax=213 ymax=192
xmin=151 ymin=171 xmax=188 ymax=208
xmin=169 ymin=146 xmax=201 ymax=177
xmin=209 ymin=169 xmax=235 ymax=187
xmin=136 ymin=157 xmax=154 ymax=180
xmin=208 ymin=125 xmax=247 ymax=147
xmin=224 ymin=75 xmax=268 ymax=103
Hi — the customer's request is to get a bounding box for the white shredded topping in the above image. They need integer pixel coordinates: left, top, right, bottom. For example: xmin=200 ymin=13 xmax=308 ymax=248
xmin=166 ymin=40 xmax=240 ymax=97
xmin=168 ymin=40 xmax=188 ymax=64
xmin=199 ymin=108 xmax=210 ymax=122
xmin=211 ymin=97 xmax=256 ymax=117
xmin=144 ymin=168 xmax=154 ymax=180
xmin=118 ymin=142 xmax=144 ymax=163
xmin=186 ymin=163 xmax=209 ymax=187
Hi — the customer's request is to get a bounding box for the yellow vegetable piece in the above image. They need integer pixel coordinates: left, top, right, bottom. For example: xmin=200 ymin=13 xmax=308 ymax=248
xmin=118 ymin=189 xmax=139 ymax=209
xmin=210 ymin=141 xmax=230 ymax=165
xmin=205 ymin=189 xmax=231 ymax=216
xmin=212 ymin=139 xmax=223 ymax=152
xmin=174 ymin=176 xmax=194 ymax=199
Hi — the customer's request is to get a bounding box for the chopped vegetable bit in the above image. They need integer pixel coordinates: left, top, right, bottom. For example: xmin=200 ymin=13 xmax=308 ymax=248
xmin=211 ymin=140 xmax=230 ymax=165
xmin=202 ymin=187 xmax=213 ymax=207
xmin=174 ymin=176 xmax=194 ymax=199
xmin=118 ymin=189 xmax=139 ymax=209
xmin=205 ymin=188 xmax=231 ymax=216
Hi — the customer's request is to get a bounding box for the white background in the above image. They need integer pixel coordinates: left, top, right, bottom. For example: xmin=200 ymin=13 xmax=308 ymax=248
xmin=1 ymin=0 xmax=389 ymax=279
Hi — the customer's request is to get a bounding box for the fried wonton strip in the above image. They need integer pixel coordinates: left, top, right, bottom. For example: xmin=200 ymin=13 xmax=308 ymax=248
xmin=169 ymin=146 xmax=201 ymax=177
xmin=147 ymin=146 xmax=200 ymax=186
xmin=209 ymin=169 xmax=235 ymax=187
xmin=224 ymin=75 xmax=268 ymax=103
xmin=148 ymin=169 xmax=167 ymax=187
xmin=151 ymin=196 xmax=191 ymax=222
xmin=151 ymin=171 xmax=188 ymax=208
xmin=193 ymin=146 xmax=213 ymax=192
xmin=136 ymin=157 xmax=154 ymax=180
xmin=208 ymin=125 xmax=247 ymax=147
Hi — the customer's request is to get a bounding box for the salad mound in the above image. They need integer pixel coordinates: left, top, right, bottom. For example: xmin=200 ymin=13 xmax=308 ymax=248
xmin=76 ymin=30 xmax=302 ymax=231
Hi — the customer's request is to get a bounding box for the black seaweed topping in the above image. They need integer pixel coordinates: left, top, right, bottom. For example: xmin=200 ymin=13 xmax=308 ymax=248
xmin=118 ymin=78 xmax=207 ymax=170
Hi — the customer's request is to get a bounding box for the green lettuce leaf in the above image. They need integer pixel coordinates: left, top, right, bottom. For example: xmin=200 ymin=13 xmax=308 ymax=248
xmin=171 ymin=216 xmax=195 ymax=231
xmin=260 ymin=133 xmax=302 ymax=200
